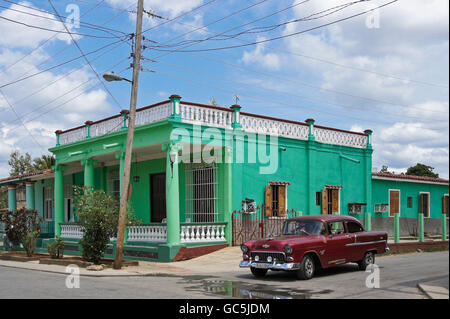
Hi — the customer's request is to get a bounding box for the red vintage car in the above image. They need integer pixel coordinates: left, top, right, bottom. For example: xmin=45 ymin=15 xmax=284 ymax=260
xmin=239 ymin=215 xmax=389 ymax=280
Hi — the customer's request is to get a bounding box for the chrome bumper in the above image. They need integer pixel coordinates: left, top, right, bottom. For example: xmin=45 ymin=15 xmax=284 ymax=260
xmin=239 ymin=261 xmax=301 ymax=270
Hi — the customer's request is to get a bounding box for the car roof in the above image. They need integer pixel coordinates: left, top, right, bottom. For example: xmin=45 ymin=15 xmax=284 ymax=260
xmin=288 ymin=215 xmax=361 ymax=223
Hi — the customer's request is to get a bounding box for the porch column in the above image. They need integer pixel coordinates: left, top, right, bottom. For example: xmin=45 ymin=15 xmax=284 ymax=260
xmin=54 ymin=165 xmax=66 ymax=237
xmin=25 ymin=182 xmax=35 ymax=210
xmin=165 ymin=143 xmax=181 ymax=246
xmin=7 ymin=185 xmax=17 ymax=212
xmin=116 ymin=152 xmax=125 ymax=194
xmin=305 ymin=119 xmax=316 ymax=215
xmin=224 ymin=147 xmax=233 ymax=245
xmin=82 ymin=159 xmax=97 ymax=189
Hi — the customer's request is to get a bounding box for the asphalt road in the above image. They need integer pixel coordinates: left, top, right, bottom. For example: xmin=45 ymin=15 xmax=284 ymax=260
xmin=0 ymin=251 xmax=448 ymax=299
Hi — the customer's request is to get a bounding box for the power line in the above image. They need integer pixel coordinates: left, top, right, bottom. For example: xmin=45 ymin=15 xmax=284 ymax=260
xmin=151 ymin=59 xmax=447 ymax=123
xmin=3 ymin=41 xmax=129 ymax=121
xmin=47 ymin=0 xmax=124 ymax=110
xmin=171 ymin=51 xmax=448 ymax=115
xmin=0 ymin=0 xmax=124 ymax=76
xmin=147 ymin=0 xmax=447 ymax=89
xmin=149 ymin=1 xmax=399 ymax=53
xmin=0 ymin=89 xmax=46 ymax=152
xmin=0 ymin=38 xmax=129 ymax=89
xmin=0 ymin=1 xmax=128 ymax=38
xmin=0 ymin=14 xmax=125 ymax=39
xmin=153 ymin=68 xmax=448 ymax=131
xmin=3 ymin=59 xmax=130 ymax=133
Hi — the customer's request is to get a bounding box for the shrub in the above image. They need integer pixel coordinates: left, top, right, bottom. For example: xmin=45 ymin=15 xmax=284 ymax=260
xmin=23 ymin=231 xmax=40 ymax=257
xmin=0 ymin=208 xmax=43 ymax=248
xmin=73 ymin=186 xmax=139 ymax=264
xmin=47 ymin=235 xmax=65 ymax=259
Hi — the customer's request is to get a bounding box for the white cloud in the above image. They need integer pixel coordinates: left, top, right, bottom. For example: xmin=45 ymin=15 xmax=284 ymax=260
xmin=241 ymin=37 xmax=281 ymax=71
xmin=106 ymin=0 xmax=204 ymax=18
xmin=0 ymin=1 xmax=78 ymax=48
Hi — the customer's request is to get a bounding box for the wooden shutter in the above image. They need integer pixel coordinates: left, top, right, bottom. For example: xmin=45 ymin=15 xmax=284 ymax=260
xmin=321 ymin=189 xmax=328 ymax=215
xmin=278 ymin=186 xmax=286 ymax=217
xmin=443 ymin=196 xmax=449 ymax=216
xmin=331 ymin=189 xmax=339 ymax=213
xmin=420 ymin=193 xmax=429 ymax=217
xmin=390 ymin=191 xmax=399 ymax=216
xmin=265 ymin=185 xmax=272 ymax=217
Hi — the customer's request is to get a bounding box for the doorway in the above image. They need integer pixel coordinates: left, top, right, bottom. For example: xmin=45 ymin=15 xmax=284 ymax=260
xmin=150 ymin=173 xmax=166 ymax=223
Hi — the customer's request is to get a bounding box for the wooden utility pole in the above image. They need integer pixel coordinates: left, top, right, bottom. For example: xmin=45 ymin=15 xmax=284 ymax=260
xmin=114 ymin=0 xmax=144 ymax=269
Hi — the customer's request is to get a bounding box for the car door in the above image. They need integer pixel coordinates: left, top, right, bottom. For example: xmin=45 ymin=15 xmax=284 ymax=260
xmin=345 ymin=221 xmax=365 ymax=262
xmin=323 ymin=221 xmax=354 ymax=266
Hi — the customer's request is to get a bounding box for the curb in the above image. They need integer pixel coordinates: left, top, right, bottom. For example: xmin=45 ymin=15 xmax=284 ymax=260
xmin=0 ymin=261 xmax=180 ymax=278
xmin=417 ymin=283 xmax=449 ymax=299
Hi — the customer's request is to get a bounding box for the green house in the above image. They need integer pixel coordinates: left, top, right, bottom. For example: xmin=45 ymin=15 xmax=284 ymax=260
xmin=1 ymin=95 xmax=447 ymax=261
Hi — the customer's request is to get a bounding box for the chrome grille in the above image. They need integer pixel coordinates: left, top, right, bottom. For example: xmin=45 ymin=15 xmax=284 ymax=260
xmin=251 ymin=251 xmax=285 ymax=263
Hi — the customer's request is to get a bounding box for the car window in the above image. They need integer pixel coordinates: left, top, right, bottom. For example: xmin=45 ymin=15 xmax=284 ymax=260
xmin=282 ymin=220 xmax=327 ymax=236
xmin=328 ymin=221 xmax=345 ymax=235
xmin=347 ymin=221 xmax=364 ymax=233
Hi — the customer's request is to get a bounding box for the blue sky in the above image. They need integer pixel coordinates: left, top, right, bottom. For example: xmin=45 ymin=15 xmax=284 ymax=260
xmin=0 ymin=0 xmax=449 ymax=178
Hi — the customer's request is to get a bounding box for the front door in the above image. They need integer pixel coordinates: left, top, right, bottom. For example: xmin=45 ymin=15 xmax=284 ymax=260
xmin=150 ymin=173 xmax=166 ymax=223
xmin=389 ymin=190 xmax=400 ymax=217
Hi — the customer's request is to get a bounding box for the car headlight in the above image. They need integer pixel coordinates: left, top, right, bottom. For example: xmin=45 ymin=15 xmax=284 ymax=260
xmin=241 ymin=245 xmax=249 ymax=253
xmin=284 ymin=244 xmax=293 ymax=254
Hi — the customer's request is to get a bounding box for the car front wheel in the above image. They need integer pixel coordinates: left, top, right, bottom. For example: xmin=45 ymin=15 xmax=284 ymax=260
xmin=358 ymin=251 xmax=375 ymax=271
xmin=296 ymin=255 xmax=315 ymax=280
xmin=250 ymin=267 xmax=268 ymax=278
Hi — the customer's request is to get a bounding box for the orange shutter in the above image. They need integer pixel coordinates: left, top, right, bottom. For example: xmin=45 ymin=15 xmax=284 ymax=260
xmin=278 ymin=186 xmax=286 ymax=217
xmin=265 ymin=185 xmax=272 ymax=217
xmin=331 ymin=189 xmax=339 ymax=213
xmin=443 ymin=196 xmax=449 ymax=215
xmin=390 ymin=191 xmax=399 ymax=216
xmin=322 ymin=189 xmax=328 ymax=215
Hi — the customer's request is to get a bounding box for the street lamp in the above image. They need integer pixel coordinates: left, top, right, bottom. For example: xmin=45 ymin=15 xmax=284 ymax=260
xmin=102 ymin=72 xmax=132 ymax=83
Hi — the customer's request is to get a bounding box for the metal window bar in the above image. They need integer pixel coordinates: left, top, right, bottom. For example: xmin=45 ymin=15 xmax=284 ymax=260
xmin=185 ymin=163 xmax=220 ymax=223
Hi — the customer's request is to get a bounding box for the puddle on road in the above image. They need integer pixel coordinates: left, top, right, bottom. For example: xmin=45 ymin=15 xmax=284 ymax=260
xmin=181 ymin=278 xmax=333 ymax=299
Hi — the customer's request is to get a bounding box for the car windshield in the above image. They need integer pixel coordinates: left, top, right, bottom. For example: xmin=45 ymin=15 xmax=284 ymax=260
xmin=282 ymin=220 xmax=326 ymax=236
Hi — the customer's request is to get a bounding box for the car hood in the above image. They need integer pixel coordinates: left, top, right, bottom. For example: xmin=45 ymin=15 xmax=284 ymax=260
xmin=250 ymin=235 xmax=324 ymax=251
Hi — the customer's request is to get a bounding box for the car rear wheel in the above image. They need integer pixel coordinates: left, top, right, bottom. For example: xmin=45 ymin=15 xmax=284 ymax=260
xmin=358 ymin=251 xmax=375 ymax=271
xmin=250 ymin=267 xmax=268 ymax=278
xmin=296 ymin=255 xmax=315 ymax=280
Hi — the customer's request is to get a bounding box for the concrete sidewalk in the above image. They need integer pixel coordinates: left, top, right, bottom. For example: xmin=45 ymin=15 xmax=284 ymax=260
xmin=0 ymin=247 xmax=245 ymax=277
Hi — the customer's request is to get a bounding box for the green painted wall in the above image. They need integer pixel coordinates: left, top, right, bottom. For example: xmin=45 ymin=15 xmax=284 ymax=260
xmin=372 ymin=178 xmax=449 ymax=219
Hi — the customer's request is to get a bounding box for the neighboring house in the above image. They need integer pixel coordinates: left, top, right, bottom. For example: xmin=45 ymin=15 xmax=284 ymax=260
xmin=0 ymin=95 xmax=448 ymax=261
xmin=370 ymin=172 xmax=449 ymax=237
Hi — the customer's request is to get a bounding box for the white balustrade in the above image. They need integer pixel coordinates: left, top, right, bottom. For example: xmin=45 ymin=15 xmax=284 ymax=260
xmin=60 ymin=224 xmax=83 ymax=239
xmin=90 ymin=116 xmax=123 ymax=138
xmin=180 ymin=103 xmax=233 ymax=129
xmin=135 ymin=103 xmax=171 ymax=126
xmin=127 ymin=225 xmax=167 ymax=242
xmin=240 ymin=114 xmax=309 ymax=140
xmin=59 ymin=127 xmax=87 ymax=146
xmin=314 ymin=127 xmax=368 ymax=149
xmin=180 ymin=224 xmax=226 ymax=243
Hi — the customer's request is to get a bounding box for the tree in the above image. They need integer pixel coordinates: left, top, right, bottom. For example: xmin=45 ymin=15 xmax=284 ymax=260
xmin=33 ymin=155 xmax=55 ymax=170
xmin=379 ymin=165 xmax=393 ymax=174
xmin=0 ymin=188 xmax=7 ymax=209
xmin=406 ymin=163 xmax=439 ymax=178
xmin=8 ymin=150 xmax=36 ymax=176
xmin=0 ymin=208 xmax=43 ymax=248
xmin=8 ymin=151 xmax=55 ymax=177
xmin=73 ymin=186 xmax=139 ymax=264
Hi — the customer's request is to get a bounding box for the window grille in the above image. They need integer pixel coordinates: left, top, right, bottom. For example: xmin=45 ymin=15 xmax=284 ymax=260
xmin=185 ymin=163 xmax=220 ymax=223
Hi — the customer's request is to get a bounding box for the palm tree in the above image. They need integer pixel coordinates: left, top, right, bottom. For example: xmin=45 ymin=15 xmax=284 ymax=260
xmin=33 ymin=155 xmax=55 ymax=171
